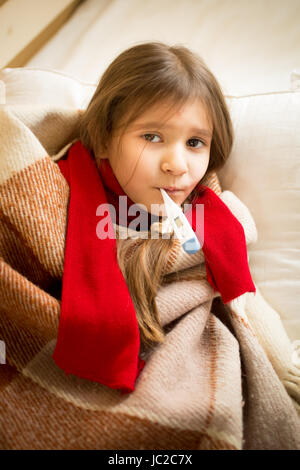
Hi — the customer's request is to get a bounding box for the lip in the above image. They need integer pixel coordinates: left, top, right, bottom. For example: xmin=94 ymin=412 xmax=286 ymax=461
xmin=157 ymin=187 xmax=184 ymax=192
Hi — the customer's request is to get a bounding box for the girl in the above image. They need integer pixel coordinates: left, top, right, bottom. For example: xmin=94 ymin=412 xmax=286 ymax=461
xmin=1 ymin=40 xmax=299 ymax=450
xmin=52 ymin=41 xmax=256 ymax=392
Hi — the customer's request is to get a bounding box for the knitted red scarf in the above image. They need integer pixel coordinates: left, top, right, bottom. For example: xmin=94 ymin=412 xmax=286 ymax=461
xmin=52 ymin=140 xmax=256 ymax=393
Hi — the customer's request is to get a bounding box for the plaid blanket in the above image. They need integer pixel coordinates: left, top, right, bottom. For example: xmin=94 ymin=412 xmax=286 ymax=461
xmin=0 ymin=104 xmax=299 ymax=450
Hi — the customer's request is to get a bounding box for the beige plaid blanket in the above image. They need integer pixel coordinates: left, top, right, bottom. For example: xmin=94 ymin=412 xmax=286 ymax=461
xmin=0 ymin=104 xmax=300 ymax=450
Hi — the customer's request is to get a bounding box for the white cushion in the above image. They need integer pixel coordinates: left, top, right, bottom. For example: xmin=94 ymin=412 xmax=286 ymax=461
xmin=220 ymin=90 xmax=300 ymax=341
xmin=0 ymin=67 xmax=95 ymax=108
xmin=0 ymin=66 xmax=299 ymax=341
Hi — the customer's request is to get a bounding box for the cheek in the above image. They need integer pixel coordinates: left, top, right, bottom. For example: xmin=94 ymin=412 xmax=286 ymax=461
xmin=190 ymin=156 xmax=209 ymax=175
xmin=133 ymin=149 xmax=156 ymax=175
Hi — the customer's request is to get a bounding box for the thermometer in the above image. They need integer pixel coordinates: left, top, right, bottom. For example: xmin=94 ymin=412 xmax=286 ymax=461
xmin=160 ymin=188 xmax=201 ymax=254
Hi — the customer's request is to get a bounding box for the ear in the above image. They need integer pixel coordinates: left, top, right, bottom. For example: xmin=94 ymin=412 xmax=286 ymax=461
xmin=96 ymin=144 xmax=109 ymax=160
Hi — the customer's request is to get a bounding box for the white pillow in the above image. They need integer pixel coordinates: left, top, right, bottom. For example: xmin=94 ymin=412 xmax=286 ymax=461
xmin=0 ymin=67 xmax=95 ymax=108
xmin=0 ymin=67 xmax=96 ymax=156
xmin=220 ymin=90 xmax=300 ymax=341
xmin=0 ymin=66 xmax=299 ymax=341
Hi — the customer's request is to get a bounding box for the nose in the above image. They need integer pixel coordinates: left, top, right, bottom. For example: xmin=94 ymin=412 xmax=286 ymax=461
xmin=160 ymin=149 xmax=188 ymax=176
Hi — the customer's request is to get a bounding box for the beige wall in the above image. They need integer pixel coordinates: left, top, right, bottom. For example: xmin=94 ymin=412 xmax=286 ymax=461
xmin=0 ymin=0 xmax=81 ymax=68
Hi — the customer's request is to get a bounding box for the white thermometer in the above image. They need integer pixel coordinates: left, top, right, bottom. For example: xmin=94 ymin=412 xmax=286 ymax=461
xmin=160 ymin=189 xmax=201 ymax=254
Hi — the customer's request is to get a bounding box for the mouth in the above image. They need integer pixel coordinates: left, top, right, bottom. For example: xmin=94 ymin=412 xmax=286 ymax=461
xmin=157 ymin=187 xmax=185 ymax=194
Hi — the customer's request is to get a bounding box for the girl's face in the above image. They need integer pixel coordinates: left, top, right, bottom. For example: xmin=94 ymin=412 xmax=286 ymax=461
xmin=99 ymin=99 xmax=213 ymax=214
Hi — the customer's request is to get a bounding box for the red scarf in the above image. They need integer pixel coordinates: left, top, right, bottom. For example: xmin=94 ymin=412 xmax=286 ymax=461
xmin=52 ymin=140 xmax=256 ymax=393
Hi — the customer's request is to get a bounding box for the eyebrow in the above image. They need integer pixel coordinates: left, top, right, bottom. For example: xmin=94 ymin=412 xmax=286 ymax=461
xmin=133 ymin=122 xmax=212 ymax=138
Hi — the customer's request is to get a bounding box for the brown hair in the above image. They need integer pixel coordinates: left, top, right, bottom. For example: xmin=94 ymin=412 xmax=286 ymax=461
xmin=79 ymin=41 xmax=233 ymax=348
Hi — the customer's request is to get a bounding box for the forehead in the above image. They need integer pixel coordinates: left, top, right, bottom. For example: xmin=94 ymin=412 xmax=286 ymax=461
xmin=131 ymin=99 xmax=212 ymax=133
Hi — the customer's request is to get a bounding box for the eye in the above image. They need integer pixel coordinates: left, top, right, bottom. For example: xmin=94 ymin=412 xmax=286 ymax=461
xmin=142 ymin=133 xmax=161 ymax=143
xmin=188 ymin=138 xmax=205 ymax=149
xmin=142 ymin=134 xmax=206 ymax=148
